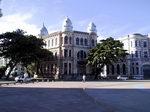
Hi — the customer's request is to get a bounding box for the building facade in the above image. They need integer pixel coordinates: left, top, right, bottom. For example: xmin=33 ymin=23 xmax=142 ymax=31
xmin=39 ymin=17 xmax=97 ymax=79
xmin=101 ymin=33 xmax=150 ymax=79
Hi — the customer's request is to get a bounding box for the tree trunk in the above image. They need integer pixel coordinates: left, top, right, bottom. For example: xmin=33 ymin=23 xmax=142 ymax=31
xmin=5 ymin=63 xmax=17 ymax=80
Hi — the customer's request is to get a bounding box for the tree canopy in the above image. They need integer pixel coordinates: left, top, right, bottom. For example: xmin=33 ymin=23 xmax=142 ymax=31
xmin=87 ymin=37 xmax=128 ymax=79
xmin=0 ymin=29 xmax=53 ymax=79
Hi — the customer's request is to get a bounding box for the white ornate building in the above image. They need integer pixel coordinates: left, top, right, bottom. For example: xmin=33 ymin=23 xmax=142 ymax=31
xmin=101 ymin=33 xmax=150 ymax=79
xmin=39 ymin=17 xmax=97 ymax=79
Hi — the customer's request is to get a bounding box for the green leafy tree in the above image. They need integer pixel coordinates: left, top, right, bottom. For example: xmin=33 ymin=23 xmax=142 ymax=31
xmin=87 ymin=37 xmax=128 ymax=79
xmin=0 ymin=29 xmax=53 ymax=79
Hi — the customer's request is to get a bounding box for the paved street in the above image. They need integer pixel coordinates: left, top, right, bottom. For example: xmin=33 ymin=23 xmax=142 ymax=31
xmin=0 ymin=81 xmax=150 ymax=112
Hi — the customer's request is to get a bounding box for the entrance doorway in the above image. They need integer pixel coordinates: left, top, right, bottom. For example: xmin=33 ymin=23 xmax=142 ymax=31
xmin=77 ymin=61 xmax=86 ymax=75
xmin=143 ymin=64 xmax=150 ymax=79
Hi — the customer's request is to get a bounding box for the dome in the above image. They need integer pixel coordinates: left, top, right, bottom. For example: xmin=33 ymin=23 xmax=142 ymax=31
xmin=129 ymin=33 xmax=144 ymax=38
xmin=62 ymin=17 xmax=73 ymax=32
xmin=40 ymin=24 xmax=48 ymax=36
xmin=87 ymin=22 xmax=97 ymax=34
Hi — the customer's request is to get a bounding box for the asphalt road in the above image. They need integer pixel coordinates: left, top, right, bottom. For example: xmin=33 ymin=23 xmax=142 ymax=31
xmin=0 ymin=81 xmax=150 ymax=112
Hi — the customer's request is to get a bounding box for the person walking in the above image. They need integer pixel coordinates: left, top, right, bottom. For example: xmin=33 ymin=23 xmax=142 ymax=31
xmin=82 ymin=74 xmax=86 ymax=82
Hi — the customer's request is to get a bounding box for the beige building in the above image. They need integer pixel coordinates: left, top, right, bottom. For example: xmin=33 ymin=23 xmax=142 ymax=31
xmin=101 ymin=33 xmax=150 ymax=79
xmin=39 ymin=17 xmax=97 ymax=79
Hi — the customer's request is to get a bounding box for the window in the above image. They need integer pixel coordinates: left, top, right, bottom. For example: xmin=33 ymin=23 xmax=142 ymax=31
xmin=139 ymin=51 xmax=141 ymax=57
xmin=139 ymin=41 xmax=141 ymax=47
xmin=143 ymin=41 xmax=147 ymax=47
xmin=64 ymin=36 xmax=68 ymax=44
xmin=117 ymin=64 xmax=120 ymax=74
xmin=64 ymin=49 xmax=68 ymax=57
xmin=107 ymin=65 xmax=109 ymax=74
xmin=84 ymin=52 xmax=86 ymax=58
xmin=131 ymin=51 xmax=134 ymax=57
xmin=77 ymin=52 xmax=79 ymax=59
xmin=76 ymin=38 xmax=79 ymax=45
xmin=92 ymin=39 xmax=95 ymax=46
xmin=55 ymin=38 xmax=57 ymax=45
xmin=48 ymin=40 xmax=50 ymax=47
xmin=69 ymin=63 xmax=71 ymax=74
xmin=122 ymin=64 xmax=126 ymax=75
xmin=135 ymin=40 xmax=137 ymax=47
xmin=112 ymin=65 xmax=114 ymax=75
xmin=131 ymin=41 xmax=132 ymax=47
xmin=135 ymin=51 xmax=138 ymax=58
xmin=69 ymin=50 xmax=71 ymax=57
xmin=54 ymin=64 xmax=57 ymax=74
xmin=85 ymin=39 xmax=88 ymax=46
xmin=47 ymin=64 xmax=50 ymax=73
xmin=81 ymin=50 xmax=83 ymax=59
xmin=55 ymin=52 xmax=57 ymax=59
xmin=132 ymin=67 xmax=134 ymax=75
xmin=52 ymin=39 xmax=54 ymax=46
xmin=64 ymin=63 xmax=67 ymax=74
xmin=144 ymin=51 xmax=148 ymax=58
xmin=136 ymin=67 xmax=139 ymax=74
xmin=80 ymin=38 xmax=83 ymax=45
xmin=69 ymin=37 xmax=71 ymax=44
xmin=51 ymin=64 xmax=53 ymax=74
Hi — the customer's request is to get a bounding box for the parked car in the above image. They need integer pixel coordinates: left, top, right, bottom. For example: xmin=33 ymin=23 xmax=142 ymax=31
xmin=133 ymin=76 xmax=143 ymax=80
xmin=15 ymin=75 xmax=32 ymax=82
xmin=117 ymin=76 xmax=128 ymax=80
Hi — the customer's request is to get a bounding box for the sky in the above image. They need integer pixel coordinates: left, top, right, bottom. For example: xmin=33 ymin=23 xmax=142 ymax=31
xmin=0 ymin=0 xmax=150 ymax=39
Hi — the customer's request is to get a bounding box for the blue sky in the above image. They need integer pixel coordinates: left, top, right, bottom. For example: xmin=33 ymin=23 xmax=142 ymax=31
xmin=0 ymin=0 xmax=150 ymax=39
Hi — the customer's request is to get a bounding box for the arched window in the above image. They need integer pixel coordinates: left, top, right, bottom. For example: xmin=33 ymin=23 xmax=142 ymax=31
xmin=107 ymin=65 xmax=109 ymax=74
xmin=112 ymin=65 xmax=114 ymax=75
xmin=76 ymin=38 xmax=79 ymax=45
xmin=69 ymin=37 xmax=71 ymax=44
xmin=117 ymin=64 xmax=120 ymax=74
xmin=77 ymin=50 xmax=86 ymax=59
xmin=64 ymin=36 xmax=68 ymax=44
xmin=80 ymin=38 xmax=83 ymax=45
xmin=122 ymin=64 xmax=126 ymax=75
xmin=92 ymin=39 xmax=95 ymax=46
xmin=85 ymin=39 xmax=88 ymax=46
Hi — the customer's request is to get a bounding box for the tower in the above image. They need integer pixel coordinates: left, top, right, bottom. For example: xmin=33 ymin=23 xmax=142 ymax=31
xmin=62 ymin=17 xmax=73 ymax=32
xmin=40 ymin=24 xmax=49 ymax=36
xmin=87 ymin=22 xmax=97 ymax=34
xmin=87 ymin=22 xmax=97 ymax=47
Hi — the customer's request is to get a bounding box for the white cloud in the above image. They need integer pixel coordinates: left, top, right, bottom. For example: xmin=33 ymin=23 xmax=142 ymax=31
xmin=0 ymin=13 xmax=40 ymax=35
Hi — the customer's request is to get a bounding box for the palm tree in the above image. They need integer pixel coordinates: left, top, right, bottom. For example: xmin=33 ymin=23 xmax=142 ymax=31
xmin=87 ymin=37 xmax=128 ymax=79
